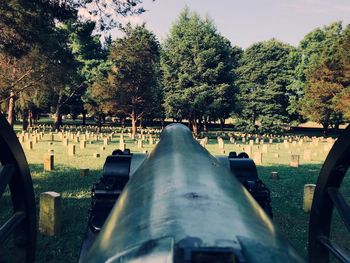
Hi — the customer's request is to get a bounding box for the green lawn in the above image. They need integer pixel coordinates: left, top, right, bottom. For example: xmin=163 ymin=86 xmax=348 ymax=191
xmin=1 ymin=128 xmax=348 ymax=262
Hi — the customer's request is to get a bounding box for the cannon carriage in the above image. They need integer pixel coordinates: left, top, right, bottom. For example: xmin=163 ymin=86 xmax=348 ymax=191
xmin=0 ymin=111 xmax=349 ymax=262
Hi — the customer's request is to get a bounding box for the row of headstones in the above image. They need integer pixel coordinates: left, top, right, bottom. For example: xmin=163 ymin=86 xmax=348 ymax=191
xmin=19 ymin=130 xmax=158 ymax=152
xmin=30 ymin=124 xmax=163 ymax=135
xmin=211 ymin=130 xmax=335 ymax=144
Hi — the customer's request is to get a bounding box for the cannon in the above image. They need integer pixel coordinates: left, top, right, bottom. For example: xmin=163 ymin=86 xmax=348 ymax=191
xmin=1 ymin=111 xmax=350 ymax=262
xmin=79 ymin=124 xmax=302 ymax=262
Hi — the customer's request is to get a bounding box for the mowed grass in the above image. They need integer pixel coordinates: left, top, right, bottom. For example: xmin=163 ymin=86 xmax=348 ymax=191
xmin=1 ymin=128 xmax=349 ymax=262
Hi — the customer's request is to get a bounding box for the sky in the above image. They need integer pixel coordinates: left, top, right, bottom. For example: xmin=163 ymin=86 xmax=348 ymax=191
xmin=119 ymin=0 xmax=350 ymax=48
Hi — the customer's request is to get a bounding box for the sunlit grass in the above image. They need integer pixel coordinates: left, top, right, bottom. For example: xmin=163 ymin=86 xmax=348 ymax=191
xmin=2 ymin=127 xmax=343 ymax=262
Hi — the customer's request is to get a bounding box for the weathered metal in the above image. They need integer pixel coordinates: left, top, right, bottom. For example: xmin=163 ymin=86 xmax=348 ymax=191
xmin=217 ymin=152 xmax=272 ymax=217
xmin=83 ymin=124 xmax=304 ymax=263
xmin=309 ymin=125 xmax=350 ymax=263
xmin=0 ymin=112 xmax=36 ymax=263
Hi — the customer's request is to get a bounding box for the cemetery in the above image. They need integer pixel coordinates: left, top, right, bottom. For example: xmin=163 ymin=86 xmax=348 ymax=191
xmin=1 ymin=0 xmax=350 ymax=262
xmin=1 ymin=119 xmax=348 ymax=262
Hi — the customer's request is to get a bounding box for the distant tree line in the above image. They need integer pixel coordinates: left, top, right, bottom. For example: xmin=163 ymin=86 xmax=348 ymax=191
xmin=0 ymin=2 xmax=349 ymax=137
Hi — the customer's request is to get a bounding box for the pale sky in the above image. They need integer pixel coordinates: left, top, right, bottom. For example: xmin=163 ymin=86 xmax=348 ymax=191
xmin=118 ymin=0 xmax=350 ymax=48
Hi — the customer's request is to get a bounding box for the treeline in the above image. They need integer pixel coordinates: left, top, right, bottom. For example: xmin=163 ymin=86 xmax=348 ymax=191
xmin=1 ymin=3 xmax=349 ymax=137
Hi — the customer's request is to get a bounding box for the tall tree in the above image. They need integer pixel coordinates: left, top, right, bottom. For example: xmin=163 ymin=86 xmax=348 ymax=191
xmin=161 ymin=8 xmax=236 ymax=136
xmin=236 ymin=39 xmax=296 ymax=133
xmin=90 ymin=24 xmax=161 ymax=136
xmin=288 ymin=22 xmax=344 ymax=125
xmin=301 ymin=23 xmax=350 ymax=135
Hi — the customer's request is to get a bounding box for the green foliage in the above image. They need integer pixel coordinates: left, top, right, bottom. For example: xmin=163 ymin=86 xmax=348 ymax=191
xmin=301 ymin=23 xmax=350 ymax=134
xmin=161 ymin=8 xmax=237 ymax=134
xmin=89 ymin=24 xmax=161 ymax=132
xmin=236 ymin=39 xmax=297 ymax=133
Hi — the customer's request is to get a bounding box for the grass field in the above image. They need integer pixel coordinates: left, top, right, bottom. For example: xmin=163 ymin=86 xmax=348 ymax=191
xmin=1 ymin=126 xmax=348 ymax=262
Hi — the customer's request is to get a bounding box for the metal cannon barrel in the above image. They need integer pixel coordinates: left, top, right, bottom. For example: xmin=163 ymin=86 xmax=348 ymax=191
xmin=84 ymin=124 xmax=304 ymax=263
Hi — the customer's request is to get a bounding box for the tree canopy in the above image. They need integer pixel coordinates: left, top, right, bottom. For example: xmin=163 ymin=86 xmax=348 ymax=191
xmin=161 ymin=8 xmax=237 ymax=135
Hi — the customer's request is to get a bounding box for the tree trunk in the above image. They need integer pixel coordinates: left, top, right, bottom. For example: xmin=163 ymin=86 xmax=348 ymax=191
xmin=190 ymin=119 xmax=199 ymax=138
xmin=7 ymin=91 xmax=15 ymax=126
xmin=82 ymin=110 xmax=86 ymax=125
xmin=28 ymin=109 xmax=33 ymax=127
xmin=203 ymin=117 xmax=208 ymax=132
xmin=53 ymin=108 xmax=62 ymax=131
xmin=219 ymin=118 xmax=225 ymax=131
xmin=97 ymin=114 xmax=102 ymax=133
xmin=322 ymin=122 xmax=329 ymax=137
xmin=22 ymin=109 xmax=29 ymax=131
xmin=131 ymin=109 xmax=137 ymax=138
xmin=138 ymin=116 xmax=143 ymax=129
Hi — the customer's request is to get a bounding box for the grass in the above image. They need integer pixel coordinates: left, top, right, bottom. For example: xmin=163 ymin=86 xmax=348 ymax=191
xmin=1 ymin=127 xmax=347 ymax=262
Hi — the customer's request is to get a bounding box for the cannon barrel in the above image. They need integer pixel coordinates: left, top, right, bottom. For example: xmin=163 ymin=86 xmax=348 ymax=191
xmin=84 ymin=124 xmax=304 ymax=262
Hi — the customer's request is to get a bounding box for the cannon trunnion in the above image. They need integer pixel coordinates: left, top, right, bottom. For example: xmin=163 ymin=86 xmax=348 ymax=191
xmin=80 ymin=124 xmax=304 ymax=263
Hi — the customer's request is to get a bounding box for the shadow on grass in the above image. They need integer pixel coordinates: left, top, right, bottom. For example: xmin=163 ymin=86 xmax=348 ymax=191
xmin=7 ymin=162 xmax=346 ymax=262
xmin=29 ymin=164 xmax=101 ymax=263
xmin=256 ymin=163 xmax=322 ymax=259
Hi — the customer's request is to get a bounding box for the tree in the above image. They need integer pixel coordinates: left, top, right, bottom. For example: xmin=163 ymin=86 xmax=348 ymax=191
xmin=288 ymin=22 xmax=344 ymax=125
xmin=0 ymin=0 xmax=148 ymax=127
xmin=236 ymin=39 xmax=297 ymax=133
xmin=90 ymin=24 xmax=160 ymax=136
xmin=161 ymin=8 xmax=236 ymax=136
xmin=301 ymin=23 xmax=350 ymax=135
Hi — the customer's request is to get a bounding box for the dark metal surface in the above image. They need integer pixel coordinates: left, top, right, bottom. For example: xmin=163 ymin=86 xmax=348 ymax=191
xmin=309 ymin=125 xmax=350 ymax=263
xmin=217 ymin=153 xmax=272 ymax=217
xmin=79 ymin=150 xmax=147 ymax=262
xmin=84 ymin=124 xmax=304 ymax=263
xmin=0 ymin=112 xmax=36 ymax=263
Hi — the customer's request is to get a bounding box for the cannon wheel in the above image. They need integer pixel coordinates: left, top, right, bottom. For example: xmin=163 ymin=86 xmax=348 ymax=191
xmin=0 ymin=113 xmax=36 ymax=262
xmin=309 ymin=125 xmax=350 ymax=263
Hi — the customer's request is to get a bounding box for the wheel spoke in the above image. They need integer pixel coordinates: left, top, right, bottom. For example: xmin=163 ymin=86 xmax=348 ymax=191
xmin=0 ymin=212 xmax=26 ymax=243
xmin=318 ymin=235 xmax=350 ymax=263
xmin=328 ymin=187 xmax=350 ymax=233
xmin=0 ymin=164 xmax=15 ymax=199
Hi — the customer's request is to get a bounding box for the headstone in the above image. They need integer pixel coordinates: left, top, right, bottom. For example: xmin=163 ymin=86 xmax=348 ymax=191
xmin=250 ymin=139 xmax=254 ymax=146
xmin=43 ymin=154 xmax=54 ymax=171
xmin=303 ymin=150 xmax=312 ymax=161
xmin=303 ymin=184 xmax=316 ymax=212
xmin=26 ymin=141 xmax=33 ymax=150
xmin=119 ymin=143 xmax=126 ymax=151
xmin=80 ymin=140 xmax=86 ymax=149
xmin=244 ymin=146 xmax=253 ymax=157
xmin=103 ymin=138 xmax=109 ymax=146
xmin=68 ymin=144 xmax=75 ymax=156
xmin=137 ymin=140 xmax=143 ymax=149
xmin=80 ymin=168 xmax=89 ymax=177
xmin=63 ymin=138 xmax=68 ymax=147
xmin=290 ymin=154 xmax=300 ymax=167
xmin=93 ymin=153 xmax=100 ymax=158
xmin=39 ymin=191 xmax=62 ymax=236
xmin=100 ymin=146 xmax=105 ymax=151
xmin=271 ymin=171 xmax=279 ymax=179
xmin=262 ymin=144 xmax=268 ymax=153
xmin=253 ymin=152 xmax=262 ymax=165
